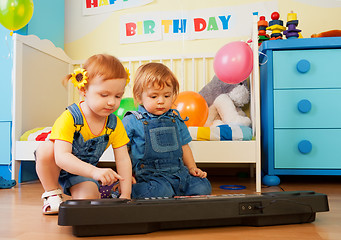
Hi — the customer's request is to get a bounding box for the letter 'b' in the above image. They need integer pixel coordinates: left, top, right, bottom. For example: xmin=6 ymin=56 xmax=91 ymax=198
xmin=126 ymin=22 xmax=136 ymax=36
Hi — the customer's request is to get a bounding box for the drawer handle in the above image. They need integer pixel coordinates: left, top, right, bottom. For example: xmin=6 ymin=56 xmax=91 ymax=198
xmin=296 ymin=59 xmax=310 ymax=73
xmin=297 ymin=99 xmax=311 ymax=113
xmin=298 ymin=140 xmax=312 ymax=154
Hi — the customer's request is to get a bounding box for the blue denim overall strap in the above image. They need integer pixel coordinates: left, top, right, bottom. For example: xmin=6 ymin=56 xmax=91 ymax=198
xmin=171 ymin=108 xmax=189 ymax=122
xmin=67 ymin=103 xmax=84 ymax=126
xmin=65 ymin=103 xmax=117 ymax=165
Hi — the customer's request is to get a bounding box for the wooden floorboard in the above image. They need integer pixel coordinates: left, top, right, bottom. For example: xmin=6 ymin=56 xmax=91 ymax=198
xmin=0 ymin=175 xmax=340 ymax=240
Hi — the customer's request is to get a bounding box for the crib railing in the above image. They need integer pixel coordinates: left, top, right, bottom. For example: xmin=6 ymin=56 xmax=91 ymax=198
xmin=120 ymin=54 xmax=215 ymax=94
xmin=72 ymin=54 xmax=215 ymax=98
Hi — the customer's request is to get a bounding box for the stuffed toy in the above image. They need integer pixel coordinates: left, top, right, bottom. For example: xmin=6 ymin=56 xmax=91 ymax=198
xmin=199 ymin=75 xmax=251 ymax=127
xmin=311 ymin=30 xmax=341 ymax=38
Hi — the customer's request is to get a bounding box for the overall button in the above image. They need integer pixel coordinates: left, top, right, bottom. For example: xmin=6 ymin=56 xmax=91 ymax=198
xmin=296 ymin=59 xmax=310 ymax=73
xmin=140 ymin=164 xmax=145 ymax=168
xmin=298 ymin=140 xmax=312 ymax=154
xmin=297 ymin=99 xmax=311 ymax=113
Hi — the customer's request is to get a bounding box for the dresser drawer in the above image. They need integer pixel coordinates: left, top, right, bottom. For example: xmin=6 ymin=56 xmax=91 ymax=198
xmin=273 ymin=49 xmax=341 ymax=89
xmin=0 ymin=122 xmax=11 ymax=164
xmin=274 ymin=89 xmax=341 ymax=128
xmin=274 ymin=129 xmax=341 ymax=169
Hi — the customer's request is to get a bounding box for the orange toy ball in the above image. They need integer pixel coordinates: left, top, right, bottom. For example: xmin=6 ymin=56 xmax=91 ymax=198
xmin=173 ymin=91 xmax=208 ymax=127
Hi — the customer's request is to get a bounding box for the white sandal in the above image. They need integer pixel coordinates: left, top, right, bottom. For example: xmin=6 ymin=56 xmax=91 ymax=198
xmin=42 ymin=189 xmax=63 ymax=215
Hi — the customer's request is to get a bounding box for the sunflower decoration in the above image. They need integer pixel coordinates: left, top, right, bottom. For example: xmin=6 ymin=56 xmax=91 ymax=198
xmin=70 ymin=68 xmax=88 ymax=89
xmin=125 ymin=67 xmax=130 ymax=86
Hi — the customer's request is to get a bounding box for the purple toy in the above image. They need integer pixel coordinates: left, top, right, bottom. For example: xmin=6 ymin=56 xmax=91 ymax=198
xmin=284 ymin=22 xmax=301 ymax=38
xmin=283 ymin=12 xmax=301 ymax=39
xmin=99 ymin=182 xmax=119 ymax=198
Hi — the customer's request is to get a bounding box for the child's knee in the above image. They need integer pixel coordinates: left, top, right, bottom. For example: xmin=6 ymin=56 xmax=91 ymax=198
xmin=70 ymin=181 xmax=100 ymax=199
xmin=200 ymin=179 xmax=212 ymax=194
xmin=187 ymin=178 xmax=212 ymax=195
xmin=35 ymin=141 xmax=54 ymax=162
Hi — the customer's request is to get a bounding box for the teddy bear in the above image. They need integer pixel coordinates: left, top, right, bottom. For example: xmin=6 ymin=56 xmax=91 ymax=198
xmin=199 ymin=75 xmax=251 ymax=127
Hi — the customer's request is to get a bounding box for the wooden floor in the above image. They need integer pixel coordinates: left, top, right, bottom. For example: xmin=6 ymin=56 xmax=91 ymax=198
xmin=1 ymin=175 xmax=340 ymax=240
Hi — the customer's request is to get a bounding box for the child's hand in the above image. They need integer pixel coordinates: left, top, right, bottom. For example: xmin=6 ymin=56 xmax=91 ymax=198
xmin=113 ymin=176 xmax=136 ymax=191
xmin=189 ymin=167 xmax=207 ymax=178
xmin=111 ymin=176 xmax=135 ymax=199
xmin=92 ymin=167 xmax=124 ymax=186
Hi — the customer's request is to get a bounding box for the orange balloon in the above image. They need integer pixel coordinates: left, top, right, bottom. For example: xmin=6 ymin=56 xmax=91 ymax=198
xmin=173 ymin=91 xmax=208 ymax=127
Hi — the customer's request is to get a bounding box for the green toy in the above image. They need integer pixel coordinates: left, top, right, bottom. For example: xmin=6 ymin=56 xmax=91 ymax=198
xmin=114 ymin=97 xmax=138 ymax=120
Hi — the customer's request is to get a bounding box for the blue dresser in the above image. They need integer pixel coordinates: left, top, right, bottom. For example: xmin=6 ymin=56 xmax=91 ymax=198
xmin=260 ymin=37 xmax=341 ymax=185
xmin=0 ymin=26 xmax=14 ymax=180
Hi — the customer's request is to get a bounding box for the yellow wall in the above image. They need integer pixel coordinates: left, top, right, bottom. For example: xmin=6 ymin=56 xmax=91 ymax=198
xmin=64 ymin=0 xmax=341 ymax=60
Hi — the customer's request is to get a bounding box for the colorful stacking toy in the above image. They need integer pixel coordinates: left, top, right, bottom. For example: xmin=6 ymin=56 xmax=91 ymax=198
xmin=266 ymin=12 xmax=286 ymax=40
xmin=258 ymin=16 xmax=269 ymax=46
xmin=283 ymin=11 xmax=301 ymax=39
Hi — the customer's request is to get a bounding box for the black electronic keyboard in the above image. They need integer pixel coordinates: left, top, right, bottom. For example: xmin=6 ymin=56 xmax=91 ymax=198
xmin=58 ymin=191 xmax=329 ymax=237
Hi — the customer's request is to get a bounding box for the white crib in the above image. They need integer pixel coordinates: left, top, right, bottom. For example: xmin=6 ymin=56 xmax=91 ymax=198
xmin=11 ymin=14 xmax=261 ymax=192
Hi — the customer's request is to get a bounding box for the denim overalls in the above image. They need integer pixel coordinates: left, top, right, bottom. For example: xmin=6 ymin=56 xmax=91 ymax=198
xmin=128 ymin=110 xmax=211 ymax=199
xmin=58 ymin=103 xmax=117 ymax=195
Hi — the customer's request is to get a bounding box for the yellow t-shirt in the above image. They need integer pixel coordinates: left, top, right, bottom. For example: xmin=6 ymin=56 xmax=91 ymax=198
xmin=49 ymin=103 xmax=129 ymax=150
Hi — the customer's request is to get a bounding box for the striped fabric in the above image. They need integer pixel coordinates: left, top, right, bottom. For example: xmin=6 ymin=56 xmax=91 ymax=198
xmin=188 ymin=124 xmax=252 ymax=141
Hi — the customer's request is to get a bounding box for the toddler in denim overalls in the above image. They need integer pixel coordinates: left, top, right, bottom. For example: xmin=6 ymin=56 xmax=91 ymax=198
xmin=122 ymin=62 xmax=211 ymax=199
xmin=58 ymin=103 xmax=117 ymax=195
xmin=35 ymin=54 xmax=132 ymax=215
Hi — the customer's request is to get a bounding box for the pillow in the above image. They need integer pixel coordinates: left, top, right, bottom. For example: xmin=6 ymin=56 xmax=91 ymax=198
xmin=188 ymin=124 xmax=252 ymax=141
xmin=20 ymin=127 xmax=52 ymax=141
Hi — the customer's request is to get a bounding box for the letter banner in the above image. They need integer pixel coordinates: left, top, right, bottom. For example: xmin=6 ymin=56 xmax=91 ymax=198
xmin=83 ymin=0 xmax=154 ymax=16
xmin=120 ymin=1 xmax=277 ymax=44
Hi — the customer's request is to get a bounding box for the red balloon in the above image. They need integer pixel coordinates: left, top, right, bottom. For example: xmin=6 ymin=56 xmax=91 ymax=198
xmin=213 ymin=41 xmax=253 ymax=84
xmin=173 ymin=91 xmax=208 ymax=127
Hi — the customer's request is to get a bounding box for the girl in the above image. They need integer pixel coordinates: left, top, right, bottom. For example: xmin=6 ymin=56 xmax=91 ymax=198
xmin=122 ymin=62 xmax=211 ymax=199
xmin=36 ymin=54 xmax=132 ymax=214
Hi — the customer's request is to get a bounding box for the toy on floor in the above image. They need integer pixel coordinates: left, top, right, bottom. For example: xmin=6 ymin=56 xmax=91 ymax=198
xmin=0 ymin=176 xmax=16 ymax=189
xmin=258 ymin=16 xmax=269 ymax=46
xmin=99 ymin=182 xmax=120 ymax=198
xmin=219 ymin=184 xmax=246 ymax=190
xmin=58 ymin=191 xmax=329 ymax=237
xmin=311 ymin=30 xmax=341 ymax=38
xmin=266 ymin=12 xmax=286 ymax=40
xmin=199 ymin=75 xmax=251 ymax=127
xmin=283 ymin=11 xmax=301 ymax=39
